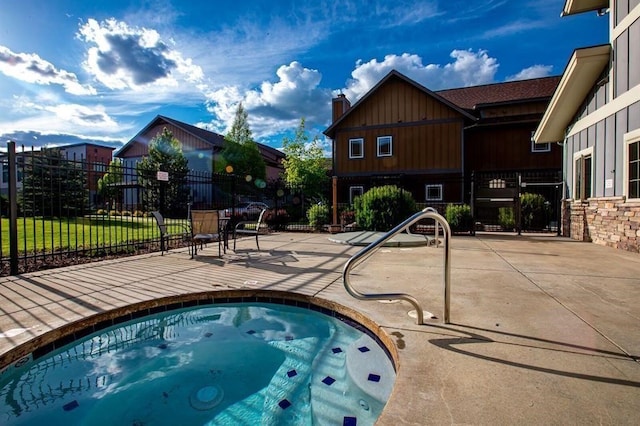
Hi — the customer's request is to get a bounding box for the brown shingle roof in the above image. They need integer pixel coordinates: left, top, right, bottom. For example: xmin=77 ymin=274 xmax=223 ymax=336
xmin=436 ymin=76 xmax=561 ymax=110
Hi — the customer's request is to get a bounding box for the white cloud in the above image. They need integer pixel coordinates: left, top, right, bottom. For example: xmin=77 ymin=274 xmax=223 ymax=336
xmin=204 ymin=62 xmax=332 ymax=140
xmin=341 ymin=50 xmax=499 ymax=102
xmin=0 ymin=46 xmax=96 ymax=95
xmin=77 ymin=18 xmax=204 ymax=91
xmin=506 ymin=65 xmax=554 ymax=81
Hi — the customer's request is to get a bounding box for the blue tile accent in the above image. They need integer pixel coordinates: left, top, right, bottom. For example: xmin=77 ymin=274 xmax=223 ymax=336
xmin=367 ymin=374 xmax=381 ymax=382
xmin=278 ymin=399 xmax=291 ymax=409
xmin=158 ymin=343 xmax=168 ymax=350
xmin=322 ymin=376 xmax=335 ymax=386
xmin=357 ymin=346 xmax=370 ymax=353
xmin=63 ymin=400 xmax=79 ymax=411
xmin=285 ymin=335 xmax=294 ymax=341
xmin=287 ymin=369 xmax=297 ymax=378
xmin=343 ymin=416 xmax=357 ymax=425
xmin=246 ymin=330 xmax=256 ymax=335
xmin=204 ymin=332 xmax=213 ymax=338
xmin=332 ymin=347 xmax=343 ymax=354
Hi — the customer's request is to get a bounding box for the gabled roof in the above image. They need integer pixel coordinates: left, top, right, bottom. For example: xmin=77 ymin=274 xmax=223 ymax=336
xmin=561 ymin=0 xmax=609 ymax=16
xmin=534 ymin=44 xmax=610 ymax=143
xmin=323 ymin=70 xmax=477 ymax=138
xmin=436 ymin=76 xmax=561 ymax=110
xmin=115 ymin=115 xmax=284 ymax=163
xmin=115 ymin=115 xmax=224 ymax=157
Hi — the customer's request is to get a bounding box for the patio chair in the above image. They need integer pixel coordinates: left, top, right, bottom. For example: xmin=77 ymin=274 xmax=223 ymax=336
xmin=151 ymin=211 xmax=191 ymax=256
xmin=191 ymin=209 xmax=222 ymax=258
xmin=233 ymin=208 xmax=268 ymax=251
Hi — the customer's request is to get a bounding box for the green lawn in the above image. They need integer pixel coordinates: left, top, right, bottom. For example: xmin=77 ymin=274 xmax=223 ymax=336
xmin=0 ymin=215 xmax=190 ymax=254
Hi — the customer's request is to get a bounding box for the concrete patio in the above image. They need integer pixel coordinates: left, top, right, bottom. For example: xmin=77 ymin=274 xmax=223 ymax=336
xmin=0 ymin=231 xmax=639 ymax=424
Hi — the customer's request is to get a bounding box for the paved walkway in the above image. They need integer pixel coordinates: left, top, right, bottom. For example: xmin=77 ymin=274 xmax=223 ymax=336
xmin=0 ymin=232 xmax=639 ymax=424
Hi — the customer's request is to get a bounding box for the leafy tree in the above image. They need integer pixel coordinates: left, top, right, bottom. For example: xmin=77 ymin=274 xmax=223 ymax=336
xmin=97 ymin=158 xmax=124 ymax=210
xmin=218 ymin=103 xmax=266 ymax=182
xmin=281 ymin=118 xmax=329 ymax=201
xmin=20 ymin=148 xmax=87 ymax=217
xmin=136 ymin=127 xmax=189 ymax=216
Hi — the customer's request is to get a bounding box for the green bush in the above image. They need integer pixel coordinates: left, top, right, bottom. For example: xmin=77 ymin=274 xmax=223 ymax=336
xmin=520 ymin=193 xmax=549 ymax=230
xmin=445 ymin=204 xmax=472 ymax=232
xmin=498 ymin=207 xmax=515 ymax=231
xmin=354 ymin=185 xmax=417 ymax=231
xmin=307 ymin=203 xmax=330 ymax=230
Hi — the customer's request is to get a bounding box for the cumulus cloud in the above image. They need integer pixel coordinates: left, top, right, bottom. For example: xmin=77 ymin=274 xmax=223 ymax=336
xmin=77 ymin=18 xmax=204 ymax=90
xmin=506 ymin=65 xmax=553 ymax=81
xmin=0 ymin=45 xmax=96 ymax=95
xmin=341 ymin=50 xmax=499 ymax=102
xmin=204 ymin=62 xmax=332 ymax=140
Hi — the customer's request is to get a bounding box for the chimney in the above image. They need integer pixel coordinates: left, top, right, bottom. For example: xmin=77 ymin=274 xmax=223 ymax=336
xmin=332 ymin=94 xmax=351 ymax=122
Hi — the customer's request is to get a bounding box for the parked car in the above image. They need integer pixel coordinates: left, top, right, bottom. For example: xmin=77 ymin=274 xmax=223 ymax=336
xmin=224 ymin=202 xmax=269 ymax=220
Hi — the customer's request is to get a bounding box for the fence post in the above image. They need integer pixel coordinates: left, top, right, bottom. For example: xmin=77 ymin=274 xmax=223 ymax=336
xmin=8 ymin=142 xmax=19 ymax=275
xmin=469 ymin=171 xmax=475 ymax=236
xmin=516 ymin=172 xmax=522 ymax=235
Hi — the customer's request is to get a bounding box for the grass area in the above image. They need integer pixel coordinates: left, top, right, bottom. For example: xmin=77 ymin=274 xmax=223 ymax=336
xmin=0 ymin=215 xmax=190 ymax=254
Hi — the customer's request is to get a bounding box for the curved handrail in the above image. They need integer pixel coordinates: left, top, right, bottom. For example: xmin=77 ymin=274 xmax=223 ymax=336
xmin=342 ymin=208 xmax=451 ymax=325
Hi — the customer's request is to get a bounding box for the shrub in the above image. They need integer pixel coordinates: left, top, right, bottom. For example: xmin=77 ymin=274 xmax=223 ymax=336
xmin=307 ymin=203 xmax=330 ymax=230
xmin=498 ymin=207 xmax=516 ymax=231
xmin=354 ymin=185 xmax=417 ymax=231
xmin=445 ymin=204 xmax=472 ymax=232
xmin=520 ymin=193 xmax=549 ymax=230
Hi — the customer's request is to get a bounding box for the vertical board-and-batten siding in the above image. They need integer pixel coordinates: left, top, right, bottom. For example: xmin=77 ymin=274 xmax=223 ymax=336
xmin=334 ymin=78 xmax=464 ymax=175
xmin=123 ymin=123 xmax=214 ymax=157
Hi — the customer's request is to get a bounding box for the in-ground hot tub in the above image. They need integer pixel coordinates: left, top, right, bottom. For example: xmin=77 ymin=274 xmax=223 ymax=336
xmin=0 ymin=291 xmax=398 ymax=425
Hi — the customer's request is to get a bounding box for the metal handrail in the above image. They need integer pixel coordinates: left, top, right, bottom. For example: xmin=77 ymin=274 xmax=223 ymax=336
xmin=342 ymin=208 xmax=451 ymax=325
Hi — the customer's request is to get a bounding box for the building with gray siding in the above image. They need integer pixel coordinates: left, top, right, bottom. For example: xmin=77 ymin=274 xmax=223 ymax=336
xmin=534 ymin=0 xmax=640 ymax=252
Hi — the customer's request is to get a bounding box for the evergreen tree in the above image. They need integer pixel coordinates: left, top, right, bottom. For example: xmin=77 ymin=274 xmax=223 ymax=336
xmin=219 ymin=103 xmax=266 ymax=182
xmin=281 ymin=118 xmax=329 ymax=201
xmin=20 ymin=148 xmax=88 ymax=217
xmin=136 ymin=127 xmax=189 ymax=216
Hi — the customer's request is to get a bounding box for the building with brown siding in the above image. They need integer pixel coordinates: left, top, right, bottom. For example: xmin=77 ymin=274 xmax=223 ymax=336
xmin=325 ymin=70 xmax=561 ymax=227
xmin=116 ymin=115 xmax=284 ymax=182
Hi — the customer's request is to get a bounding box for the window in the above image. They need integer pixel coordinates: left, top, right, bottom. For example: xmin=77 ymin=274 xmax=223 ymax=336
xmin=425 ymin=184 xmax=443 ymax=201
xmin=349 ymin=138 xmax=364 ymax=159
xmin=573 ymin=148 xmax=593 ymax=201
xmin=531 ymin=141 xmax=551 ymax=152
xmin=377 ymin=136 xmax=392 ymax=157
xmin=349 ymin=186 xmax=364 ymax=204
xmin=625 ymin=130 xmax=640 ymax=201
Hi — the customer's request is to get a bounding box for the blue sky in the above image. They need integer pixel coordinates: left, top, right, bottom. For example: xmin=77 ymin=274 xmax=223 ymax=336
xmin=0 ymin=0 xmax=609 ymax=153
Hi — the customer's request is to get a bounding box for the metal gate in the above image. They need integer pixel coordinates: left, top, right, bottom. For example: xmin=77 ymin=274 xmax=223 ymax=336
xmin=471 ymin=170 xmax=562 ymax=234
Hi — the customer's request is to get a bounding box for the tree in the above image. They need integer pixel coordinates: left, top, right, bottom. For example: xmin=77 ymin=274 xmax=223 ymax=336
xmin=20 ymin=148 xmax=88 ymax=217
xmin=136 ymin=127 xmax=189 ymax=216
xmin=281 ymin=118 xmax=329 ymax=201
xmin=97 ymin=158 xmax=124 ymax=210
xmin=218 ymin=103 xmax=266 ymax=182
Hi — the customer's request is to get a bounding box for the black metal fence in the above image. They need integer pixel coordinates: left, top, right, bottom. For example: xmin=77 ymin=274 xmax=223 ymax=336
xmin=0 ymin=143 xmax=321 ymax=276
xmin=0 ymin=142 xmax=564 ymax=276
